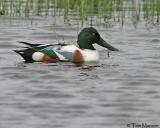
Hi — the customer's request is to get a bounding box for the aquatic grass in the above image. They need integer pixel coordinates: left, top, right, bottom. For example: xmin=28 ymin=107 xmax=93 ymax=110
xmin=143 ymin=0 xmax=160 ymax=24
xmin=130 ymin=0 xmax=141 ymax=28
xmin=0 ymin=0 xmax=159 ymax=27
xmin=0 ymin=0 xmax=7 ymax=15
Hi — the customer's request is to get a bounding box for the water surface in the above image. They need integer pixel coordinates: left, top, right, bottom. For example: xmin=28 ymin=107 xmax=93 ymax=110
xmin=0 ymin=16 xmax=160 ymax=128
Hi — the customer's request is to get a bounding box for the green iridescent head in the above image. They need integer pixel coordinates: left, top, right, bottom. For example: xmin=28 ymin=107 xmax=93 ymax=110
xmin=77 ymin=27 xmax=119 ymax=51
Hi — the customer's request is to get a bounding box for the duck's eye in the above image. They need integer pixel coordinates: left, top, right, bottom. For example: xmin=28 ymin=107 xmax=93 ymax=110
xmin=92 ymin=33 xmax=95 ymax=36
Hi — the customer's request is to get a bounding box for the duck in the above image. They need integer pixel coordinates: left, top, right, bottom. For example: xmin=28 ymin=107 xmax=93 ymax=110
xmin=14 ymin=27 xmax=119 ymax=66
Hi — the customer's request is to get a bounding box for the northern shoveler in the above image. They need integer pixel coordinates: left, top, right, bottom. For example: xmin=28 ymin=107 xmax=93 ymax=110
xmin=14 ymin=27 xmax=119 ymax=65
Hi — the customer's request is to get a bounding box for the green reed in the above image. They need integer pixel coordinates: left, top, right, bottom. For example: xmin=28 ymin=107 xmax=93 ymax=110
xmin=143 ymin=0 xmax=160 ymax=23
xmin=0 ymin=0 xmax=159 ymax=27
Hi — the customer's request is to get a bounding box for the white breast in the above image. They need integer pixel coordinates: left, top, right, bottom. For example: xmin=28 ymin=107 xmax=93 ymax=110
xmin=81 ymin=49 xmax=99 ymax=63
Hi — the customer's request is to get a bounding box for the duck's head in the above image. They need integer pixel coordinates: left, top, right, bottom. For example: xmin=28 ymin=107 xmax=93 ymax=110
xmin=77 ymin=27 xmax=119 ymax=51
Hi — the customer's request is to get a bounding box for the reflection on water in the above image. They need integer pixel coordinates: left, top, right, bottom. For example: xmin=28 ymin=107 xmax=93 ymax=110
xmin=0 ymin=14 xmax=160 ymax=128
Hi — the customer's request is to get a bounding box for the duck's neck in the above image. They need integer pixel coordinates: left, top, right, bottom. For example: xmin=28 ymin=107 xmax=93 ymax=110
xmin=78 ymin=41 xmax=95 ymax=50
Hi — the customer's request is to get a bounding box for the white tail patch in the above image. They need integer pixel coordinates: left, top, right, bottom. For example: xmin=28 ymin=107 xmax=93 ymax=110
xmin=32 ymin=52 xmax=45 ymax=61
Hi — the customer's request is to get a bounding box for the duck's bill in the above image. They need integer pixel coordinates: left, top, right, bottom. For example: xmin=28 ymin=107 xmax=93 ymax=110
xmin=98 ymin=37 xmax=119 ymax=51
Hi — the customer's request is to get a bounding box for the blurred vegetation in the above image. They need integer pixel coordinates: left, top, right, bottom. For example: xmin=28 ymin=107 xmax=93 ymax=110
xmin=0 ymin=0 xmax=159 ymax=27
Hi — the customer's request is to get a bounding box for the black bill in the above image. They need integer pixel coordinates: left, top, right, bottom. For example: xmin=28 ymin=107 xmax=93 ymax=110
xmin=97 ymin=37 xmax=119 ymax=51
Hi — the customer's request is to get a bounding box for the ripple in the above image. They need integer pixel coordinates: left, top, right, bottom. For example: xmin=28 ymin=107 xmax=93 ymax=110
xmin=26 ymin=79 xmax=44 ymax=83
xmin=144 ymin=90 xmax=158 ymax=95
xmin=151 ymin=95 xmax=160 ymax=99
xmin=0 ymin=44 xmax=17 ymax=48
xmin=151 ymin=39 xmax=160 ymax=43
xmin=31 ymin=92 xmax=75 ymax=99
xmin=68 ymin=104 xmax=91 ymax=109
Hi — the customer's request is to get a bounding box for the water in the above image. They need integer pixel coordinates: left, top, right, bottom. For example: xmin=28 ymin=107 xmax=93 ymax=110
xmin=0 ymin=16 xmax=160 ymax=128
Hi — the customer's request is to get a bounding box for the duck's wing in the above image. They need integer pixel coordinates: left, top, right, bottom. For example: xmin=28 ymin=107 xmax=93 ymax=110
xmin=14 ymin=41 xmax=63 ymax=63
xmin=39 ymin=45 xmax=82 ymax=62
xmin=14 ymin=42 xmax=82 ymax=63
xmin=40 ymin=45 xmax=76 ymax=62
xmin=53 ymin=45 xmax=83 ymax=62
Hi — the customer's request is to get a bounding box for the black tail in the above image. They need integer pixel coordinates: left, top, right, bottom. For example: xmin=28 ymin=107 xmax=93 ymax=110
xmin=14 ymin=50 xmax=22 ymax=54
xmin=17 ymin=41 xmax=42 ymax=47
xmin=14 ymin=41 xmax=58 ymax=63
xmin=13 ymin=49 xmax=34 ymax=63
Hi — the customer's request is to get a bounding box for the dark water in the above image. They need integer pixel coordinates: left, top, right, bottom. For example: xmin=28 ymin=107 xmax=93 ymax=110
xmin=0 ymin=16 xmax=160 ymax=128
